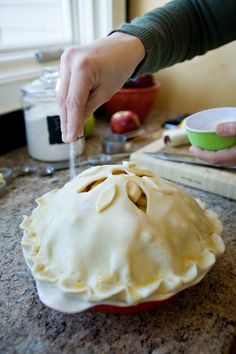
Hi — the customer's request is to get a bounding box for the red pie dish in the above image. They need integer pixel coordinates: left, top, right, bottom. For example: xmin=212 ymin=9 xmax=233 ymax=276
xmin=91 ymin=295 xmax=179 ymax=314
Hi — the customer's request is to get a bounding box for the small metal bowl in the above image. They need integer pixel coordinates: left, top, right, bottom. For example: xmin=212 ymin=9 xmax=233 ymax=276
xmin=102 ymin=134 xmax=127 ymax=154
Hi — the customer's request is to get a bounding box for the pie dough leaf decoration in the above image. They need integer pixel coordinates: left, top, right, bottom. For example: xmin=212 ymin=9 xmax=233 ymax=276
xmin=20 ymin=161 xmax=225 ymax=313
xmin=96 ymin=184 xmax=117 ymax=213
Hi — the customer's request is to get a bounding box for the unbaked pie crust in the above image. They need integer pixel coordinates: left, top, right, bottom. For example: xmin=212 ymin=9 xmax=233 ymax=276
xmin=21 ymin=162 xmax=224 ymax=312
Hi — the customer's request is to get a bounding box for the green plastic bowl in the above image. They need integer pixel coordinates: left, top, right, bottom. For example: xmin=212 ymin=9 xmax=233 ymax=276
xmin=185 ymin=107 xmax=236 ymax=151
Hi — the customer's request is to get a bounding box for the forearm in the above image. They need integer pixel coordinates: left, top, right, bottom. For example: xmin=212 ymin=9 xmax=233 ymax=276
xmin=112 ymin=0 xmax=236 ymax=74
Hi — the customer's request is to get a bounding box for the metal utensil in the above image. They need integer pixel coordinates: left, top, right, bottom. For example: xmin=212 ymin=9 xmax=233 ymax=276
xmin=145 ymin=152 xmax=236 ymax=170
xmin=102 ymin=129 xmax=146 ymax=154
xmin=17 ymin=166 xmax=54 ymax=177
xmin=19 ymin=152 xmax=130 ymax=176
xmin=49 ymin=152 xmax=131 ymax=172
xmin=1 ymin=164 xmax=64 ymax=179
xmin=102 ymin=135 xmax=128 ymax=154
xmin=13 ymin=152 xmax=130 ymax=178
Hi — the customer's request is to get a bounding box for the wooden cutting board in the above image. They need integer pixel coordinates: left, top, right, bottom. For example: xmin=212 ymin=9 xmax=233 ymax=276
xmin=130 ymin=138 xmax=236 ymax=200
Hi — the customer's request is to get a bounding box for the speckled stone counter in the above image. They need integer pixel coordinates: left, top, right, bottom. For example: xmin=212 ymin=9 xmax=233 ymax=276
xmin=0 ymin=115 xmax=236 ymax=354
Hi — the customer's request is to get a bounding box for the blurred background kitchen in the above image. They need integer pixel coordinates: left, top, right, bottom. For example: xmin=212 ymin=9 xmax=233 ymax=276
xmin=0 ymin=0 xmax=236 ymax=155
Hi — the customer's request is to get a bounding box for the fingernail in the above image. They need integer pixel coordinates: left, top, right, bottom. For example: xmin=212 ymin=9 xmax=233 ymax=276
xmin=216 ymin=124 xmax=226 ymax=135
xmin=67 ymin=132 xmax=81 ymax=143
xmin=66 ymin=133 xmax=74 ymax=143
xmin=55 ymin=78 xmax=61 ymax=92
xmin=62 ymin=133 xmax=67 ymax=143
xmin=78 ymin=131 xmax=84 ymax=139
xmin=189 ymin=146 xmax=200 ymax=154
xmin=77 ymin=127 xmax=84 ymax=139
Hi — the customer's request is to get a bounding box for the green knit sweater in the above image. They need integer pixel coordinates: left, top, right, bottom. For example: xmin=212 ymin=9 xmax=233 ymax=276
xmin=112 ymin=0 xmax=236 ymax=75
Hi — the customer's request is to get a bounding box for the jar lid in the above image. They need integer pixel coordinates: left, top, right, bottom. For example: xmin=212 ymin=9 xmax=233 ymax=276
xmin=21 ymin=67 xmax=59 ymax=97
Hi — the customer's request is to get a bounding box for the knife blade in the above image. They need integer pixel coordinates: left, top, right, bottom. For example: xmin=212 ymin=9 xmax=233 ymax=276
xmin=145 ymin=152 xmax=236 ymax=170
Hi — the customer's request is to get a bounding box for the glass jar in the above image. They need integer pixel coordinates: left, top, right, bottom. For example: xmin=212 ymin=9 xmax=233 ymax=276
xmin=21 ymin=67 xmax=84 ymax=162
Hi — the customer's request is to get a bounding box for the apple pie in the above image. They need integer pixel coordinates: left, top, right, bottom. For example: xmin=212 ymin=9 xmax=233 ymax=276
xmin=21 ymin=161 xmax=224 ymax=313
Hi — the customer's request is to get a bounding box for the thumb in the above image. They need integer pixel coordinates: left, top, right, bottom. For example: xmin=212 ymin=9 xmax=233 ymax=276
xmin=216 ymin=122 xmax=236 ymax=137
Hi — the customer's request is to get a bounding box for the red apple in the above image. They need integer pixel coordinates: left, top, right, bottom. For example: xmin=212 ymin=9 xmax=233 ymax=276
xmin=124 ymin=74 xmax=155 ymax=88
xmin=111 ymin=111 xmax=141 ymax=134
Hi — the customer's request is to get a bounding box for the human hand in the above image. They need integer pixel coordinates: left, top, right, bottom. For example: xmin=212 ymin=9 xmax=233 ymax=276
xmin=57 ymin=32 xmax=145 ymax=143
xmin=189 ymin=121 xmax=236 ymax=166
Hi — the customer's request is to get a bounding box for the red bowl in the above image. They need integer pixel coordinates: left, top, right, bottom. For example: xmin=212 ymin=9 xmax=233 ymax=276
xmin=103 ymin=82 xmax=160 ymax=122
xmin=91 ymin=293 xmax=179 ymax=314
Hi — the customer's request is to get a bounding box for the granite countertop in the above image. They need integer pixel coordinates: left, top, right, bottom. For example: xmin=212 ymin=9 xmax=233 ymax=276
xmin=0 ymin=113 xmax=236 ymax=354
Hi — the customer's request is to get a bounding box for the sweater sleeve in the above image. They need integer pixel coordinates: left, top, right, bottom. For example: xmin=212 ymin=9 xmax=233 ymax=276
xmin=111 ymin=0 xmax=236 ymax=75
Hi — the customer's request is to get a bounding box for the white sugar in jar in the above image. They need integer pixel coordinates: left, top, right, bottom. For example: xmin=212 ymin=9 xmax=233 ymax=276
xmin=21 ymin=67 xmax=84 ymax=162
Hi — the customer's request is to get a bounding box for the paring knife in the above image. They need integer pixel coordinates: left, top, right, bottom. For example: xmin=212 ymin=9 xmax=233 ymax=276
xmin=145 ymin=152 xmax=236 ymax=170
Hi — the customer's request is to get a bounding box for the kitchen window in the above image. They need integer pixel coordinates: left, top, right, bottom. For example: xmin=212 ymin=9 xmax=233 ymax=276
xmin=0 ymin=0 xmax=73 ymax=51
xmin=0 ymin=0 xmax=126 ymax=114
